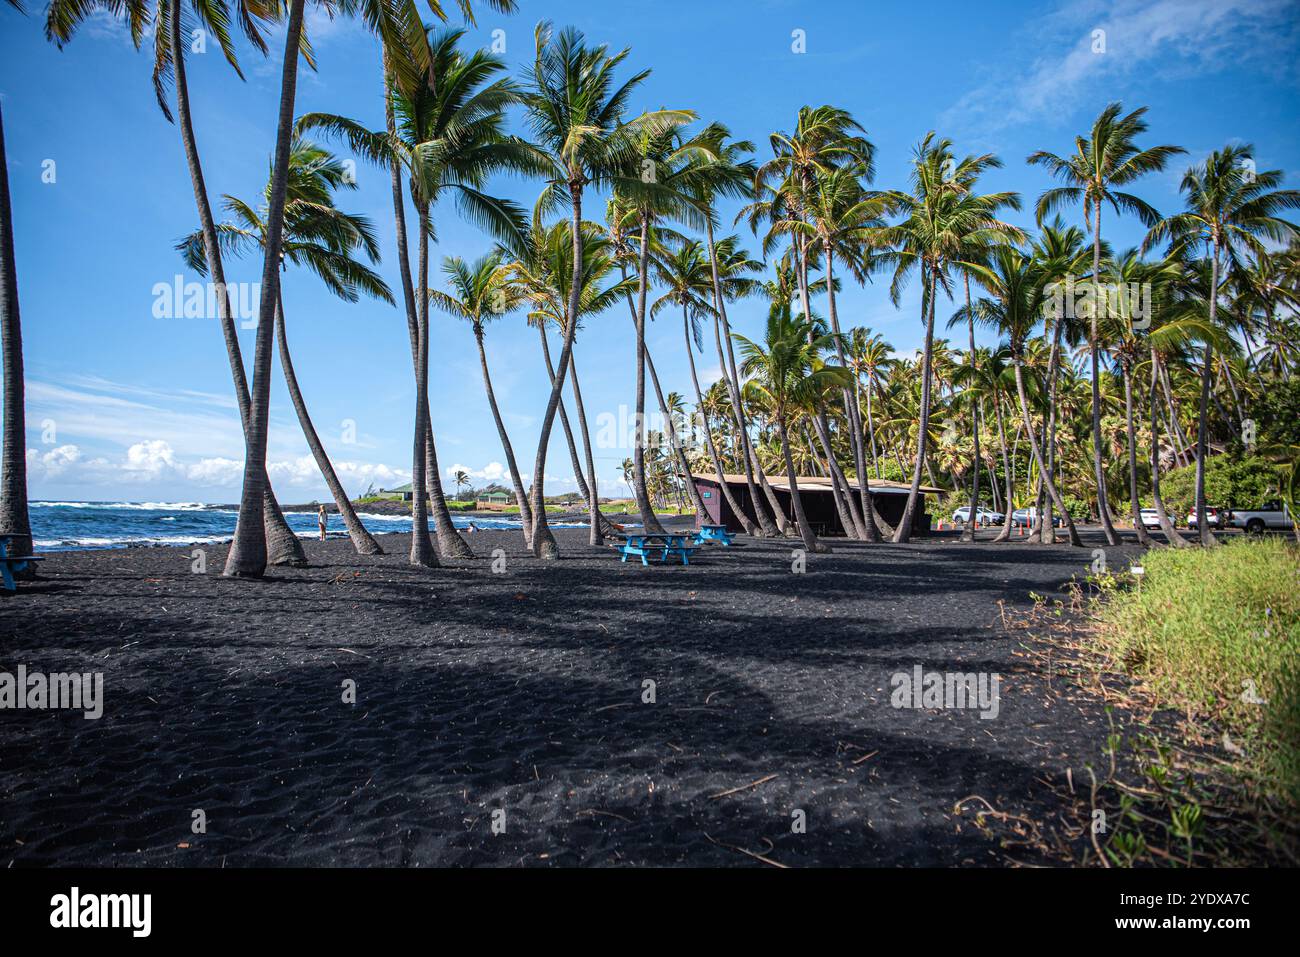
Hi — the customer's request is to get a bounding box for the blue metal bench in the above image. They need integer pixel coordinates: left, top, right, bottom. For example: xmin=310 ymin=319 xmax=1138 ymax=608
xmin=1 ymin=535 xmax=44 ymax=593
xmin=614 ymin=533 xmax=699 ymax=566
xmin=693 ymin=524 xmax=733 ymax=546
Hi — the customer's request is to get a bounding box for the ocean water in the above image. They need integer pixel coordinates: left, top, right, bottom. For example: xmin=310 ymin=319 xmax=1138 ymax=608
xmin=27 ymin=501 xmax=580 ymax=552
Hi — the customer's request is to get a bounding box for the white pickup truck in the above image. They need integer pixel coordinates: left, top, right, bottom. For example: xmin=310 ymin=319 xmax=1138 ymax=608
xmin=1228 ymin=501 xmax=1295 ymax=533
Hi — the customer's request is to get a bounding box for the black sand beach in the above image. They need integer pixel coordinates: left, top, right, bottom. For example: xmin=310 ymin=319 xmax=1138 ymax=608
xmin=1 ymin=525 xmax=1146 ymax=866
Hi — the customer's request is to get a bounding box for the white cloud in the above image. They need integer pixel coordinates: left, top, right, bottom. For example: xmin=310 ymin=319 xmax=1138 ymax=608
xmin=187 ymin=456 xmax=244 ymax=487
xmin=698 ymin=365 xmax=725 ymax=387
xmin=26 ymin=444 xmax=81 ymax=479
xmin=124 ymin=439 xmax=178 ymax=478
xmin=940 ymin=0 xmax=1299 ymax=136
xmin=26 ymin=439 xmax=409 ymax=499
xmin=446 ymin=461 xmax=507 ymax=482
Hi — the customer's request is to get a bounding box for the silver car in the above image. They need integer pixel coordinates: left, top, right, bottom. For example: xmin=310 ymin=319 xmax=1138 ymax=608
xmin=951 ymin=506 xmax=1005 ymax=526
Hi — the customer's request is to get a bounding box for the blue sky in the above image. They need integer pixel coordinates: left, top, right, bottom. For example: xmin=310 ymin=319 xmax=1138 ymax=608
xmin=2 ymin=0 xmax=1298 ymax=503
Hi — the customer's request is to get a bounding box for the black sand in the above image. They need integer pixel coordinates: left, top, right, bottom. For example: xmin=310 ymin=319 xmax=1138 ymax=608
xmin=0 ymin=524 xmax=1146 ymax=866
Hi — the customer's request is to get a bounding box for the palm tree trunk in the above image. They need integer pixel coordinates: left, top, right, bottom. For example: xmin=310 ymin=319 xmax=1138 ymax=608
xmin=0 ymin=102 xmax=30 ymax=559
xmin=1041 ymin=312 xmax=1065 ymax=543
xmin=794 ymin=241 xmax=865 ymax=539
xmin=168 ymin=0 xmax=304 ymax=568
xmin=777 ymin=413 xmax=823 ymax=552
xmin=810 ymin=414 xmax=860 ymax=536
xmin=860 ymin=373 xmax=882 ymax=479
xmin=612 ymin=267 xmax=710 ymax=524
xmin=407 ymin=202 xmax=438 ymax=566
xmin=704 ymin=220 xmax=780 ymax=536
xmin=962 ymin=274 xmax=980 ymax=543
xmin=1150 ymin=348 xmax=1189 ymax=546
xmin=1195 ymin=248 xmax=1219 ymax=546
xmin=529 ymin=186 xmax=586 ymax=559
xmin=474 ymin=328 xmax=532 ymax=547
xmin=850 ymin=376 xmax=895 ymax=532
xmin=224 ymin=0 xmax=306 ymax=578
xmin=992 ymin=392 xmax=1015 ymax=543
xmin=422 ymin=419 xmax=473 ymax=558
xmin=536 ymin=322 xmax=619 ymax=539
xmin=804 ymin=424 xmax=825 ymax=476
xmin=275 ymin=292 xmax=382 ymax=554
xmin=683 ymin=306 xmax=757 ymax=533
xmin=804 ymin=417 xmax=850 ymax=526
xmin=566 ymin=350 xmax=604 ymax=546
xmin=894 ymin=265 xmax=938 ymax=543
xmin=396 ymin=230 xmax=469 ymax=560
xmin=1158 ymin=358 xmax=1191 ymax=465
xmin=1122 ymin=359 xmax=1154 ymax=546
xmin=630 ymin=218 xmax=664 ymax=533
xmin=824 ymin=245 xmax=878 ymax=541
xmin=1014 ymin=357 xmax=1082 ymax=546
xmin=1090 ymin=198 xmax=1121 ymax=546
xmin=644 ymin=347 xmax=710 ymax=519
xmin=377 ymin=55 xmax=432 ymax=567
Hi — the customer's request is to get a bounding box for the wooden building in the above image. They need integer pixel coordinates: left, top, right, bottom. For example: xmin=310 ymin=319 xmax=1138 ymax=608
xmin=691 ymin=473 xmax=944 ymax=536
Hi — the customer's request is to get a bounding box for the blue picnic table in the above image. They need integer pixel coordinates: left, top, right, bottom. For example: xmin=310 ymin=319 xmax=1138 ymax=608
xmin=614 ymin=532 xmax=699 ymax=566
xmin=1 ymin=535 xmax=44 ymax=593
xmin=693 ymin=524 xmax=734 ymax=546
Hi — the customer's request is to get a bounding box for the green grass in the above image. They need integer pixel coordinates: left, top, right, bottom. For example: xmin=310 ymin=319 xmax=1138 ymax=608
xmin=1095 ymin=537 xmax=1300 ymax=804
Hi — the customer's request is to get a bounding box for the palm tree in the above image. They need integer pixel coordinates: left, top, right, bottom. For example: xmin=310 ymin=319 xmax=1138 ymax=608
xmin=935 ymin=147 xmax=1024 ymax=543
xmin=179 ymin=138 xmax=391 ymax=555
xmin=519 ymin=21 xmax=689 ymax=558
xmin=875 ymin=134 xmax=1020 ymax=542
xmin=603 ymin=199 xmax=713 ymax=526
xmin=1144 ymin=144 xmax=1299 ymax=544
xmin=505 ymin=217 xmax=633 ymax=545
xmin=1141 ymin=255 xmax=1207 ymax=547
xmin=302 ymin=28 xmax=538 ymax=566
xmin=683 ymin=123 xmax=781 ymax=537
xmin=753 ymin=106 xmax=876 ymax=539
xmin=220 ymin=0 xmax=504 ymax=575
xmin=613 ymin=121 xmax=711 ymax=534
xmin=782 ymin=164 xmax=901 ymax=541
xmin=846 ymin=328 xmax=894 ymax=480
xmin=429 ymin=252 xmax=534 ymax=543
xmin=216 ymin=0 xmax=308 ymax=575
xmin=953 ymin=346 xmax=1019 ymax=542
xmin=1028 ymin=103 xmax=1186 ymax=546
xmin=654 ymin=238 xmax=769 ymax=534
xmin=46 ymin=0 xmax=315 ymax=567
xmin=969 ymin=246 xmax=1083 ymax=546
xmin=453 ymin=469 xmax=470 ymax=502
xmin=735 ymin=311 xmax=851 ymax=552
xmin=1096 ymin=249 xmax=1165 ymax=545
xmin=1029 ymin=218 xmax=1091 ymax=541
xmin=0 ymin=101 xmax=31 ymax=561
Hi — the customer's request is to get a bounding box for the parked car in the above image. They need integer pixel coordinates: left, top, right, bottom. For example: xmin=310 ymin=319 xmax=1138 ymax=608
xmin=1139 ymin=508 xmax=1162 ymax=529
xmin=1228 ymin=501 xmax=1295 ymax=534
xmin=1186 ymin=506 xmax=1227 ymax=530
xmin=1011 ymin=507 xmax=1068 ymax=528
xmin=951 ymin=506 xmax=1005 ymax=526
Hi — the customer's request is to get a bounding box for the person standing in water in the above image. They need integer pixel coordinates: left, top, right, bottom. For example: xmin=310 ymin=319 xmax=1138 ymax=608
xmin=317 ymin=505 xmax=328 ymax=541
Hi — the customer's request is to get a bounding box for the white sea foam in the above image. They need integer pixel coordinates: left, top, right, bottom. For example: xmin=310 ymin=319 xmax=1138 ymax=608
xmin=32 ymin=501 xmax=218 ymax=511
